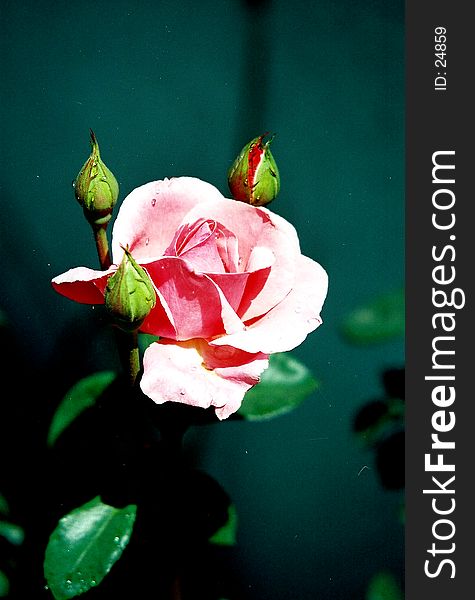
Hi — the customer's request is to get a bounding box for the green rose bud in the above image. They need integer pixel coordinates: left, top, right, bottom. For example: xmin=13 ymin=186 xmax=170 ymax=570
xmin=227 ymin=133 xmax=280 ymax=207
xmin=104 ymin=247 xmax=156 ymax=332
xmin=74 ymin=130 xmax=119 ymax=227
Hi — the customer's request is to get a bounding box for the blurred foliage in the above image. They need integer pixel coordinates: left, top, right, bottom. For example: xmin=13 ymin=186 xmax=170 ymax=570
xmin=0 ymin=570 xmax=9 ymax=598
xmin=209 ymin=504 xmax=238 ymax=547
xmin=353 ymin=367 xmax=405 ymax=491
xmin=366 ymin=570 xmax=403 ymax=600
xmin=341 ymin=289 xmax=404 ymax=344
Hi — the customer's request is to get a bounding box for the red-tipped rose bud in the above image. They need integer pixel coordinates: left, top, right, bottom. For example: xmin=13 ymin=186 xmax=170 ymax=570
xmin=228 ymin=133 xmax=280 ymax=206
xmin=104 ymin=248 xmax=156 ymax=332
xmin=74 ymin=130 xmax=119 ymax=227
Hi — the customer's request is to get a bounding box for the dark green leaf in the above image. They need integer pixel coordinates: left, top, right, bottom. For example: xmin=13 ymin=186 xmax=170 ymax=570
xmin=0 ymin=493 xmax=8 ymax=516
xmin=209 ymin=504 xmax=237 ymax=546
xmin=239 ymin=353 xmax=318 ymax=421
xmin=341 ymin=289 xmax=405 ymax=344
xmin=0 ymin=570 xmax=9 ymax=598
xmin=0 ymin=309 xmax=8 ymax=329
xmin=138 ymin=333 xmax=159 ymax=355
xmin=47 ymin=371 xmax=117 ymax=446
xmin=0 ymin=521 xmax=24 ymax=545
xmin=366 ymin=570 xmax=403 ymax=600
xmin=355 ymin=398 xmax=404 ymax=447
xmin=44 ymin=497 xmax=137 ymax=600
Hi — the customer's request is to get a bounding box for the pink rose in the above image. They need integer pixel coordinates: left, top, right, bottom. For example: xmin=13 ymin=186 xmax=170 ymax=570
xmin=52 ymin=177 xmax=328 ymax=419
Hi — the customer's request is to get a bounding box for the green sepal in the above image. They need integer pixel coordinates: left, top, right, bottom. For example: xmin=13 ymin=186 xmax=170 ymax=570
xmin=104 ymin=248 xmax=156 ymax=332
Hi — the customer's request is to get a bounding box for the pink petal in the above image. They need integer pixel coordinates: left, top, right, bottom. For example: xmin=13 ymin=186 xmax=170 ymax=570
xmin=211 ymin=255 xmax=328 ymax=354
xmin=144 ymin=257 xmax=244 ymax=340
xmin=207 ymin=248 xmax=273 ymax=312
xmin=111 ymin=177 xmax=226 ymax=263
xmin=140 ymin=339 xmax=269 ymax=419
xmin=183 ymin=200 xmax=300 ymax=321
xmin=206 ymin=272 xmax=249 ymax=312
xmin=164 ymin=219 xmax=226 ymax=274
xmin=51 ymin=266 xmax=115 ymax=304
xmin=140 ymin=286 xmax=177 ymax=339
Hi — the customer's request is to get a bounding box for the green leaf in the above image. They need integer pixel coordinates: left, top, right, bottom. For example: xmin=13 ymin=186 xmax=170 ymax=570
xmin=47 ymin=371 xmax=117 ymax=446
xmin=341 ymin=289 xmax=405 ymax=344
xmin=209 ymin=504 xmax=238 ymax=546
xmin=0 ymin=570 xmax=9 ymax=598
xmin=366 ymin=571 xmax=403 ymax=600
xmin=44 ymin=497 xmax=137 ymax=600
xmin=138 ymin=333 xmax=159 ymax=355
xmin=0 ymin=521 xmax=24 ymax=545
xmin=239 ymin=353 xmax=318 ymax=421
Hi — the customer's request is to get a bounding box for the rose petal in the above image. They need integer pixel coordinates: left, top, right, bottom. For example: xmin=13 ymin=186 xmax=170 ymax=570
xmin=140 ymin=286 xmax=177 ymax=339
xmin=140 ymin=339 xmax=269 ymax=419
xmin=164 ymin=219 xmax=226 ymax=273
xmin=207 ymin=247 xmax=273 ymax=312
xmin=211 ymin=255 xmax=328 ymax=354
xmin=51 ymin=266 xmax=115 ymax=304
xmin=111 ymin=177 xmax=226 ymax=263
xmin=183 ymin=200 xmax=300 ymax=321
xmin=144 ymin=257 xmax=244 ymax=340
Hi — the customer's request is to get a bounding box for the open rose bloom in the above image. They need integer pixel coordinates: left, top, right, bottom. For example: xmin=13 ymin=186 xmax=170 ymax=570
xmin=52 ymin=177 xmax=328 ymax=419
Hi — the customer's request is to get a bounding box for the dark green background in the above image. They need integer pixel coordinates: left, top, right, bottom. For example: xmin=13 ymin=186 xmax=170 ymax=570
xmin=1 ymin=1 xmax=404 ymax=598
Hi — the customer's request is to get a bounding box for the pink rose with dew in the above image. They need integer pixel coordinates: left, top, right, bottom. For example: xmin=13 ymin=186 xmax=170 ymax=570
xmin=52 ymin=177 xmax=328 ymax=419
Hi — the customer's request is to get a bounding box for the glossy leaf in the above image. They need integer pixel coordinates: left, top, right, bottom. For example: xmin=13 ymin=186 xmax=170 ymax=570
xmin=47 ymin=371 xmax=117 ymax=446
xmin=366 ymin=570 xmax=403 ymax=600
xmin=209 ymin=504 xmax=237 ymax=546
xmin=341 ymin=289 xmax=405 ymax=344
xmin=44 ymin=496 xmax=137 ymax=600
xmin=238 ymin=352 xmax=318 ymax=421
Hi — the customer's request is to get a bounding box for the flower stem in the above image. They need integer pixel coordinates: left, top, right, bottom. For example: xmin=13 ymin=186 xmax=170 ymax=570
xmin=114 ymin=328 xmax=140 ymax=388
xmin=93 ymin=224 xmax=112 ymax=270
